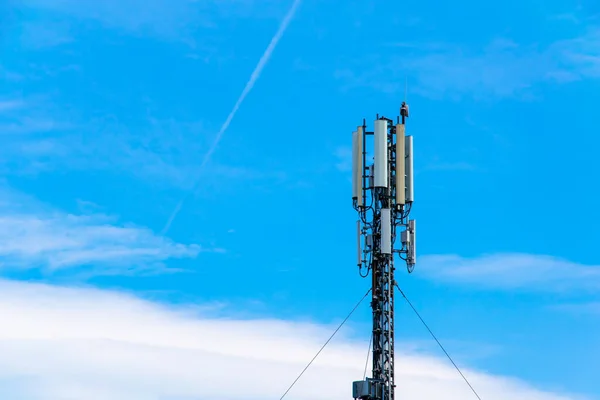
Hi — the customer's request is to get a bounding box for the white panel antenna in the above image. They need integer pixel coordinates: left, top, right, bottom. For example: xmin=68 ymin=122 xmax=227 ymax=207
xmin=352 ymin=130 xmax=358 ymax=199
xmin=395 ymin=124 xmax=406 ymax=205
xmin=374 ymin=119 xmax=388 ymax=188
xmin=405 ymin=135 xmax=414 ymax=202
xmin=356 ymin=220 xmax=362 ymax=267
xmin=356 ymin=126 xmax=364 ymax=206
xmin=408 ymin=219 xmax=416 ymax=265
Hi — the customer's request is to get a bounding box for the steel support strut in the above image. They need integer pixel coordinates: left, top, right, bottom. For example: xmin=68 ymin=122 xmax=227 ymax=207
xmin=371 ymin=188 xmax=395 ymax=400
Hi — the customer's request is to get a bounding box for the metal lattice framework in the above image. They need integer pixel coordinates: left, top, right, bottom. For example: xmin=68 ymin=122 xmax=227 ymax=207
xmin=352 ymin=103 xmax=415 ymax=400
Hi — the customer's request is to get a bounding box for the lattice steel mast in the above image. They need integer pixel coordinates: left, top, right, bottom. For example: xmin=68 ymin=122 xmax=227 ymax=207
xmin=351 ymin=102 xmax=416 ymax=400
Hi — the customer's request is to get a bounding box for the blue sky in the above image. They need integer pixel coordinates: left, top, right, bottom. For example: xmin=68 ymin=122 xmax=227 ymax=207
xmin=0 ymin=0 xmax=598 ymax=399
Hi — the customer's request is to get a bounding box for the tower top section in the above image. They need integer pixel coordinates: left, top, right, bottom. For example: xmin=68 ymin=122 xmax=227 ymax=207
xmin=350 ymin=102 xmax=417 ymax=400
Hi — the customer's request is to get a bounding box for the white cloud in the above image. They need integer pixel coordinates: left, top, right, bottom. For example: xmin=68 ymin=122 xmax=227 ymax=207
xmin=417 ymin=253 xmax=600 ymax=292
xmin=0 ymin=278 xmax=583 ymax=400
xmin=0 ymin=186 xmax=206 ymax=274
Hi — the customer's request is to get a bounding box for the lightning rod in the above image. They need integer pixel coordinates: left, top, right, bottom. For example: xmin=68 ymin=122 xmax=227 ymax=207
xmin=351 ymin=101 xmax=416 ymax=400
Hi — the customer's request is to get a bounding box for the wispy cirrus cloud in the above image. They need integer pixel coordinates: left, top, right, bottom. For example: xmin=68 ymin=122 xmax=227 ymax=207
xmin=0 ymin=66 xmax=22 ymax=82
xmin=0 ymin=99 xmax=24 ymax=112
xmin=555 ymin=28 xmax=600 ymax=79
xmin=17 ymin=21 xmax=74 ymax=49
xmin=0 ymin=185 xmax=211 ymax=275
xmin=333 ymin=146 xmax=352 ymax=172
xmin=16 ymin=0 xmax=289 ymax=46
xmin=551 ymin=302 xmax=600 ymax=315
xmin=418 ymin=253 xmax=600 ymax=293
xmin=424 ymin=161 xmax=477 ymax=171
xmin=21 ymin=0 xmax=207 ymax=42
xmin=335 ymin=28 xmax=600 ymax=100
xmin=0 ymin=278 xmax=583 ymax=400
xmin=423 ymin=153 xmax=478 ymax=172
xmin=0 ymin=100 xmax=284 ymax=188
xmin=0 ymin=96 xmax=72 ymax=135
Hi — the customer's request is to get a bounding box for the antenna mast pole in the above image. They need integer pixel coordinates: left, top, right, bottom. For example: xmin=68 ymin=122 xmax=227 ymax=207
xmin=351 ymin=102 xmax=416 ymax=400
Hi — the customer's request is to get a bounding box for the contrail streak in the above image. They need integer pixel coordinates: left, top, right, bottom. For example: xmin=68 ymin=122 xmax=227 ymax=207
xmin=161 ymin=0 xmax=302 ymax=235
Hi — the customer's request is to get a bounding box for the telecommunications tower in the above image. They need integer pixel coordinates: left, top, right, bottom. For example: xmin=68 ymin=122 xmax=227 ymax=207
xmin=351 ymin=102 xmax=416 ymax=400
